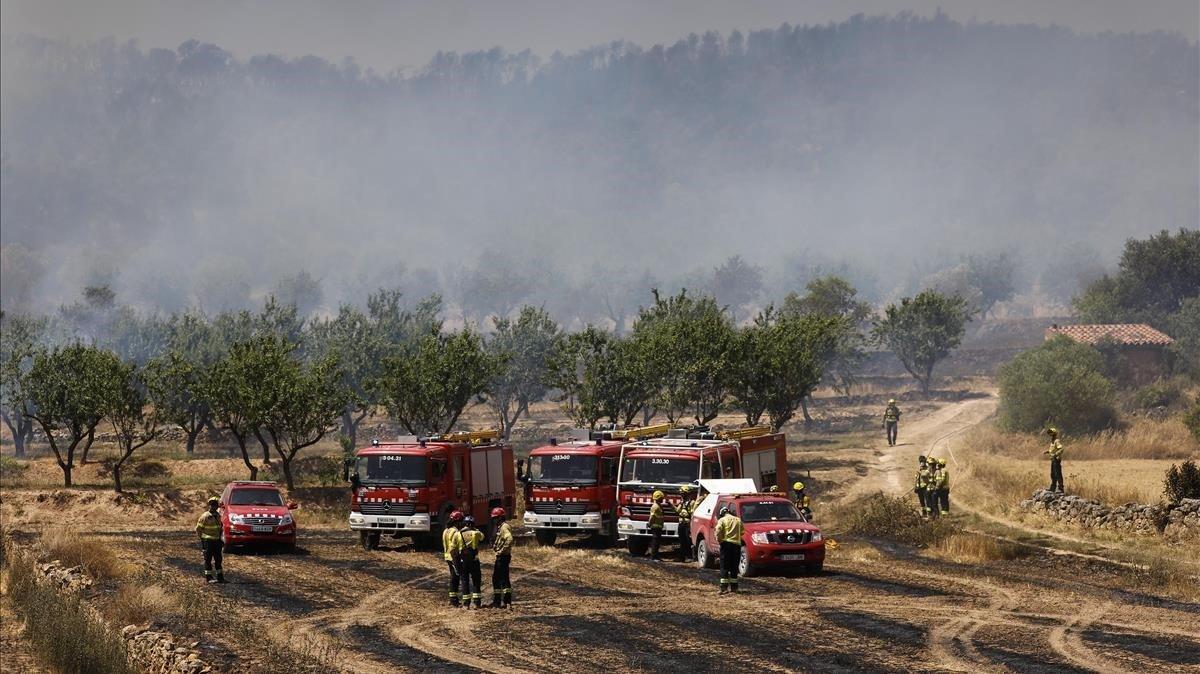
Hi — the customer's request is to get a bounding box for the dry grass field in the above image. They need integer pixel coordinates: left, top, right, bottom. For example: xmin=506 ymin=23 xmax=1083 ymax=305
xmin=3 ymin=385 xmax=1199 ymax=673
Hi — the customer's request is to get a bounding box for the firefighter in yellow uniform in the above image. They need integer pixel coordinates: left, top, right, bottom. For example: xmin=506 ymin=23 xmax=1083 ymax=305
xmin=459 ymin=516 xmax=485 ymax=609
xmin=883 ymin=399 xmax=902 ymax=446
xmin=443 ymin=510 xmax=465 ymax=606
xmin=490 ymin=507 xmax=513 ymax=608
xmin=916 ymin=458 xmax=934 ymax=516
xmin=648 ymin=490 xmax=665 ymax=561
xmin=1044 ymin=427 xmax=1065 ymax=492
xmin=932 ymin=458 xmax=950 ymax=515
xmin=792 ymin=481 xmax=813 ymax=521
xmin=195 ymin=496 xmax=226 ymax=583
xmin=675 ymin=485 xmax=696 ymax=562
xmin=714 ymin=505 xmax=744 ymax=594
xmin=914 ymin=456 xmax=929 ymax=512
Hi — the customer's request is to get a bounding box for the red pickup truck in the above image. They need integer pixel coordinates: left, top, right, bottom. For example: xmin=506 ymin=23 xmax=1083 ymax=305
xmin=690 ymin=492 xmax=824 ymax=576
xmin=219 ymin=481 xmax=298 ymax=549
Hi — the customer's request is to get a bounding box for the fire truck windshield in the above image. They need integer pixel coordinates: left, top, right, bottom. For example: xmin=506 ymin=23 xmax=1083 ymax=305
xmin=619 ymin=457 xmax=697 ymax=486
xmin=528 ymin=454 xmax=596 ymax=485
xmin=740 ymin=501 xmax=802 ymax=523
xmin=355 ymin=455 xmax=426 ymax=486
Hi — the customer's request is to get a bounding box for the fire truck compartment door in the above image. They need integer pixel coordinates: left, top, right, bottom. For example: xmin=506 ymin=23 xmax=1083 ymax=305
xmin=471 ymin=449 xmax=506 ymax=496
xmin=742 ymin=449 xmax=777 ymax=491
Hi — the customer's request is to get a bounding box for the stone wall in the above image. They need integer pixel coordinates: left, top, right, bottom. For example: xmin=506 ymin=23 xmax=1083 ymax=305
xmin=31 ymin=555 xmax=216 ymax=673
xmin=1019 ymin=490 xmax=1200 ymax=539
xmin=122 ymin=625 xmax=215 ymax=674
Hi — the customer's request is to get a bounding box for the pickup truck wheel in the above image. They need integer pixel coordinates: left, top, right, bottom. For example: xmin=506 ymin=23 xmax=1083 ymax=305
xmin=627 ymin=536 xmax=649 ymax=557
xmin=534 ymin=530 xmax=557 ymax=546
xmin=738 ymin=546 xmax=756 ymax=578
xmin=695 ymin=537 xmax=717 ymax=569
xmin=805 ymin=561 xmax=824 ymax=575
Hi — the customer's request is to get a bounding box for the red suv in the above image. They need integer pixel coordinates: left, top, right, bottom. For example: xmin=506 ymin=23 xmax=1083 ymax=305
xmin=219 ymin=481 xmax=298 ymax=549
xmin=691 ymin=493 xmax=824 ymax=576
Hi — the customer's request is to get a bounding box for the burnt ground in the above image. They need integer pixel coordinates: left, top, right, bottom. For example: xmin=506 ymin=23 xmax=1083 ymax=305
xmin=75 ymin=523 xmax=1200 ymax=674
xmin=4 ymin=396 xmax=1199 ymax=673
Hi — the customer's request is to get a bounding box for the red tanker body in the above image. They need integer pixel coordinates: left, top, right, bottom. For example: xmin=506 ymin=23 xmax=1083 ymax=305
xmin=345 ymin=430 xmax=515 ymax=550
xmin=520 ymin=424 xmax=669 ymax=546
xmin=615 ymin=427 xmax=787 ymax=557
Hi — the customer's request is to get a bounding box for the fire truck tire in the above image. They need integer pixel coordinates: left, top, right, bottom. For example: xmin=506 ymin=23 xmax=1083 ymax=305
xmin=738 ymin=545 xmax=756 ymax=577
xmin=412 ymin=534 xmax=434 ymax=551
xmin=695 ymin=537 xmax=717 ymax=569
xmin=534 ymin=530 xmax=557 ymax=546
xmin=360 ymin=531 xmax=380 ymax=551
xmin=627 ymin=536 xmax=650 ymax=557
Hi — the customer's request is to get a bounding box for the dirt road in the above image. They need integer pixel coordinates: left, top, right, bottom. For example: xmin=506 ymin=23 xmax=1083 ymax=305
xmin=8 ymin=397 xmax=1199 ymax=673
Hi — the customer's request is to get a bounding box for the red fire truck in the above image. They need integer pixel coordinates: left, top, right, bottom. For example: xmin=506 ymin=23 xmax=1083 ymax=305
xmin=345 ymin=430 xmax=515 ymax=550
xmin=519 ymin=423 xmax=670 ymax=546
xmin=615 ymin=427 xmax=787 ymax=556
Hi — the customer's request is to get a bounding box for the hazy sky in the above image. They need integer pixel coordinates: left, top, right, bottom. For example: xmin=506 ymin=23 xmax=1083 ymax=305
xmin=3 ymin=0 xmax=1197 ymax=71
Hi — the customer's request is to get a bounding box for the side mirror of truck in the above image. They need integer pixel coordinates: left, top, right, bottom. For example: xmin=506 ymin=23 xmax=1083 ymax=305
xmin=516 ymin=458 xmax=528 ymax=482
xmin=342 ymin=458 xmax=353 ymax=482
xmin=287 ymin=501 xmax=298 ymax=510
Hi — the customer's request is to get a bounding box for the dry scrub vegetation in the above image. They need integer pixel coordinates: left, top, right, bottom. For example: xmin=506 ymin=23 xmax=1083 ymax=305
xmin=960 ymin=418 xmax=1200 ymax=509
xmin=971 ymin=417 xmax=1199 ymax=462
xmin=929 ymin=532 xmax=1029 ymax=563
xmin=41 ymin=530 xmax=133 ymax=580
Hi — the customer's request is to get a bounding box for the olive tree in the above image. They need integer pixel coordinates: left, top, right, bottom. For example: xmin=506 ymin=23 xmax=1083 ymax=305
xmin=729 ymin=308 xmax=841 ymax=431
xmin=487 ymin=306 xmax=561 ymax=439
xmin=0 ymin=313 xmax=46 ymax=457
xmin=872 ymin=291 xmax=972 ymax=394
xmin=633 ymin=289 xmax=734 ymax=425
xmin=379 ymin=328 xmax=501 ymax=436
xmin=106 ymin=361 xmax=161 ymax=493
xmin=782 ymin=275 xmax=872 ymax=398
xmin=261 ymin=352 xmax=346 ymax=491
xmin=24 ymin=344 xmax=123 ymax=486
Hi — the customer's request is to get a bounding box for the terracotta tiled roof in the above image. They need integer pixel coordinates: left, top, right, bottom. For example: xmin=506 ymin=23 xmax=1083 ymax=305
xmin=1045 ymin=324 xmax=1174 ymax=346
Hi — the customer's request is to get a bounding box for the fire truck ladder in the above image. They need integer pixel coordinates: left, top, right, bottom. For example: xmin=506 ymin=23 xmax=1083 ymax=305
xmin=608 ymin=422 xmax=672 ymax=440
xmin=438 ymin=429 xmax=501 ymax=445
xmin=716 ymin=426 xmax=771 ymax=441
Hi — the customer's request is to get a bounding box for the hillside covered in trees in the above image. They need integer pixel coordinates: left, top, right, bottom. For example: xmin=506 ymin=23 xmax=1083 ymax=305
xmin=2 ymin=12 xmax=1197 ymax=315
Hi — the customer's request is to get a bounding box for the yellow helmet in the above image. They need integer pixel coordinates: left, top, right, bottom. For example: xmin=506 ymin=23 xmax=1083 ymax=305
xmin=679 ymin=485 xmax=692 ymax=494
xmin=652 ymin=490 xmax=665 ymax=500
xmin=1045 ymin=426 xmax=1059 ymax=437
xmin=792 ymin=481 xmax=805 ymax=491
xmin=207 ymin=496 xmax=220 ymax=505
xmin=888 ymin=399 xmax=896 ymax=404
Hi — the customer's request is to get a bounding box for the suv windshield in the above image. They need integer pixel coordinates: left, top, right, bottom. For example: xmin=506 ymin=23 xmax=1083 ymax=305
xmin=739 ymin=500 xmax=802 ymax=523
xmin=356 ymin=455 xmax=427 ymax=486
xmin=528 ymin=454 xmax=597 ymax=485
xmin=620 ymin=457 xmax=698 ymax=486
xmin=229 ymin=488 xmax=284 ymax=506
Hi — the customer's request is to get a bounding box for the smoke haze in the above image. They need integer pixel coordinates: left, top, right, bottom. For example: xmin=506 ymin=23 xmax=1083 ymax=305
xmin=1 ymin=5 xmax=1197 ymax=320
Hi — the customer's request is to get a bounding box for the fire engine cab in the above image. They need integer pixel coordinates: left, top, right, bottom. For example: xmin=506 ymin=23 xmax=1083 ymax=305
xmin=345 ymin=430 xmax=515 ymax=550
xmin=615 ymin=426 xmax=787 ymax=556
xmin=520 ymin=423 xmax=670 ymax=546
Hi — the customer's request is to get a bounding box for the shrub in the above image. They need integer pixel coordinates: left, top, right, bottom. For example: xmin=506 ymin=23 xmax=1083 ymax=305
xmin=0 ymin=455 xmax=28 ymax=482
xmin=1132 ymin=380 xmax=1183 ymax=410
xmin=109 ymin=584 xmax=184 ymax=627
xmin=41 ymin=531 xmax=132 ymax=580
xmin=998 ymin=335 xmax=1118 ymax=433
xmin=5 ymin=542 xmax=135 ymax=674
xmin=931 ymin=532 xmax=1029 ymax=563
xmin=290 ymin=455 xmax=343 ymax=487
xmin=844 ymin=493 xmax=956 ymax=547
xmin=96 ymin=457 xmax=171 ymax=481
xmin=1184 ymin=396 xmax=1200 ymax=442
xmin=1163 ymin=460 xmax=1200 ymax=503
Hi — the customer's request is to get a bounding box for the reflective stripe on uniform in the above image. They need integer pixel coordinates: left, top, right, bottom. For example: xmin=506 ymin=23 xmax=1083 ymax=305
xmin=196 ymin=512 xmax=221 ymax=540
